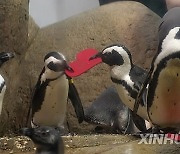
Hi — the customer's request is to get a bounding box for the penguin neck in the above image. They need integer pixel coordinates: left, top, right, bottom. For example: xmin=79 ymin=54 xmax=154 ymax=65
xmin=41 ymin=68 xmax=65 ymax=83
xmin=110 ymin=63 xmax=134 ymax=88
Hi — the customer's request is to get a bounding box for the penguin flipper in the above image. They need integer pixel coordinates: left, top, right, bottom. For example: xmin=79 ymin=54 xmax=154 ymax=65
xmin=131 ymin=111 xmax=147 ymax=132
xmin=68 ymin=79 xmax=84 ymax=123
xmin=133 ymin=67 xmax=153 ymax=114
xmin=31 ymin=67 xmax=49 ymax=117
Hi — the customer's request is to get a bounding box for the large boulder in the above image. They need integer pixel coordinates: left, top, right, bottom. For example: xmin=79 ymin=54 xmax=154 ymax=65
xmin=0 ymin=0 xmax=29 ymax=54
xmin=0 ymin=1 xmax=161 ymax=134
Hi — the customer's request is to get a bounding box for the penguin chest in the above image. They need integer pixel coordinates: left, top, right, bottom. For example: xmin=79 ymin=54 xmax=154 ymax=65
xmin=149 ymin=59 xmax=180 ymax=127
xmin=114 ymin=84 xmax=134 ymax=111
xmin=33 ymin=76 xmax=69 ymax=126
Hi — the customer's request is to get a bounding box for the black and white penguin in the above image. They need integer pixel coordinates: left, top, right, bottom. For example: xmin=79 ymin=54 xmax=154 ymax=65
xmin=31 ymin=51 xmax=84 ymax=129
xmin=0 ymin=52 xmax=14 ymax=115
xmin=90 ymin=44 xmax=149 ymax=122
xmin=84 ymin=86 xmax=148 ymax=134
xmin=20 ymin=126 xmax=64 ymax=154
xmin=135 ymin=7 xmax=180 ymax=133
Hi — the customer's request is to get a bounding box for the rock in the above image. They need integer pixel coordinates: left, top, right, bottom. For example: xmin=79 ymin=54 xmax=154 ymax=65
xmin=28 ymin=17 xmax=40 ymax=47
xmin=0 ymin=0 xmax=29 ymax=54
xmin=0 ymin=1 xmax=161 ymax=134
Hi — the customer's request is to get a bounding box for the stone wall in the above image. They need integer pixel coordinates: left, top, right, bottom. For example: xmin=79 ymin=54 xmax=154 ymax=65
xmin=0 ymin=0 xmax=29 ymax=54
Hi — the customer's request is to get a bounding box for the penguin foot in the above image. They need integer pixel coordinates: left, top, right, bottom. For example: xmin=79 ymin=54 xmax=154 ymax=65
xmin=151 ymin=126 xmax=161 ymax=134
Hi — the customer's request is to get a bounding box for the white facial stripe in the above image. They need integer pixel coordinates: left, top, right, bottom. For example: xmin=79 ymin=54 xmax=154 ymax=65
xmin=106 ymin=46 xmax=134 ymax=89
xmin=154 ymin=27 xmax=180 ymax=68
xmin=103 ymin=46 xmax=131 ymax=64
xmin=106 ymin=46 xmax=131 ymax=76
xmin=58 ymin=52 xmax=66 ymax=61
xmin=45 ymin=56 xmax=62 ymax=65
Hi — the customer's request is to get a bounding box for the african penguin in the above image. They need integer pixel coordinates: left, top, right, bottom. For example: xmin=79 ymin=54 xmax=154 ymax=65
xmin=20 ymin=126 xmax=64 ymax=154
xmin=89 ymin=44 xmax=149 ymax=121
xmin=0 ymin=52 xmax=14 ymax=116
xmin=135 ymin=7 xmax=180 ymax=133
xmin=31 ymin=51 xmax=84 ymax=130
xmin=84 ymin=86 xmax=148 ymax=134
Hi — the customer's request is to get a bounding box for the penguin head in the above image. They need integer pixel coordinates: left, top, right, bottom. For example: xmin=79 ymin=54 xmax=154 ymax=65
xmin=90 ymin=44 xmax=133 ymax=79
xmin=42 ymin=51 xmax=73 ymax=80
xmin=90 ymin=44 xmax=133 ymax=67
xmin=0 ymin=52 xmax=15 ymax=67
xmin=20 ymin=126 xmax=62 ymax=149
xmin=44 ymin=51 xmax=73 ymax=73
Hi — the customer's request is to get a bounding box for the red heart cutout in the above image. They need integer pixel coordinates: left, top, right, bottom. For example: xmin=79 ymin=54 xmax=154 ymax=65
xmin=65 ymin=48 xmax=102 ymax=77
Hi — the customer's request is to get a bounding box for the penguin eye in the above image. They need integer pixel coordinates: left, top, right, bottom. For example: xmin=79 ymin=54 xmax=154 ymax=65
xmin=47 ymin=61 xmax=63 ymax=72
xmin=41 ymin=131 xmax=49 ymax=136
xmin=104 ymin=52 xmax=110 ymax=57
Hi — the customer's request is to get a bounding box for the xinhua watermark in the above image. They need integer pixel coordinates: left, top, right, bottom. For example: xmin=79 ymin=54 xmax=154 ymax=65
xmin=138 ymin=134 xmax=180 ymax=144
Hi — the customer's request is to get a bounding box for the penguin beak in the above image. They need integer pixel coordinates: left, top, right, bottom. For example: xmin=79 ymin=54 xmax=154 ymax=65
xmin=65 ymin=63 xmax=74 ymax=72
xmin=89 ymin=52 xmax=102 ymax=61
xmin=0 ymin=52 xmax=15 ymax=62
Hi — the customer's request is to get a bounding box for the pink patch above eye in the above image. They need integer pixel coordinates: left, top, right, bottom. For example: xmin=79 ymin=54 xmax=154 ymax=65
xmin=65 ymin=48 xmax=102 ymax=77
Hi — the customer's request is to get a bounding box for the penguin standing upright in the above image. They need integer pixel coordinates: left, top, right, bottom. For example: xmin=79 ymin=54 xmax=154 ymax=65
xmin=31 ymin=51 xmax=84 ymax=129
xmin=0 ymin=52 xmax=14 ymax=115
xmin=135 ymin=7 xmax=180 ymax=133
xmin=89 ymin=44 xmax=149 ymax=122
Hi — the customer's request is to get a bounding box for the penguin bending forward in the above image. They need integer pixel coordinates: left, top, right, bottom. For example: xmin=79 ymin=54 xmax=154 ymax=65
xmin=20 ymin=126 xmax=64 ymax=154
xmin=135 ymin=7 xmax=180 ymax=133
xmin=0 ymin=52 xmax=14 ymax=115
xmin=31 ymin=51 xmax=84 ymax=129
xmin=84 ymin=86 xmax=148 ymax=134
xmin=90 ymin=44 xmax=149 ymax=123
